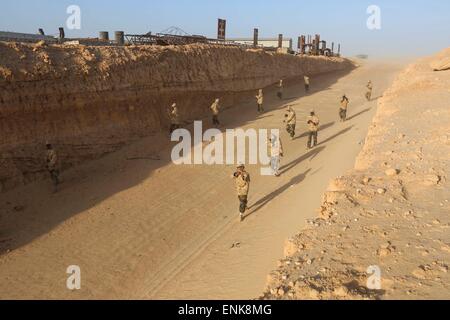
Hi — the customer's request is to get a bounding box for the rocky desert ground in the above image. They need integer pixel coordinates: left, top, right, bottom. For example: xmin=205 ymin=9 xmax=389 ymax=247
xmin=262 ymin=48 xmax=450 ymax=300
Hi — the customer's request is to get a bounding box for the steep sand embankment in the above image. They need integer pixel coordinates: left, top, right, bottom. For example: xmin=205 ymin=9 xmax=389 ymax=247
xmin=261 ymin=49 xmax=450 ymax=300
xmin=0 ymin=42 xmax=353 ymax=192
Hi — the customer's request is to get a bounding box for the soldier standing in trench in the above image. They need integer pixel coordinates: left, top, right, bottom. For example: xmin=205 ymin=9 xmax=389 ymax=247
xmin=233 ymin=164 xmax=251 ymax=222
xmin=304 ymin=75 xmax=310 ymax=93
xmin=256 ymin=89 xmax=264 ymax=113
xmin=307 ymin=110 xmax=320 ymax=149
xmin=339 ymin=95 xmax=349 ymax=122
xmin=366 ymin=80 xmax=373 ymax=101
xmin=268 ymin=134 xmax=284 ymax=177
xmin=45 ymin=142 xmax=60 ymax=193
xmin=168 ymin=103 xmax=181 ymax=136
xmin=210 ymin=98 xmax=221 ymax=127
xmin=284 ymin=106 xmax=297 ymax=140
xmin=277 ymin=80 xmax=284 ymax=100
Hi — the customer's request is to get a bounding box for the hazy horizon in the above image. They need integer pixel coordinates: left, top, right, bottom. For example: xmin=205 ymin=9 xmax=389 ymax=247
xmin=1 ymin=0 xmax=449 ymax=59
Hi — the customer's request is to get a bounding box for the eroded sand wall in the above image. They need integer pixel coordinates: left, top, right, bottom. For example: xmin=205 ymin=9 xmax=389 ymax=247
xmin=0 ymin=42 xmax=353 ymax=191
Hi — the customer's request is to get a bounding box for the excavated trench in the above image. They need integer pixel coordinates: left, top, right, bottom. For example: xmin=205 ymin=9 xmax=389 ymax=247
xmin=0 ymin=42 xmax=353 ymax=192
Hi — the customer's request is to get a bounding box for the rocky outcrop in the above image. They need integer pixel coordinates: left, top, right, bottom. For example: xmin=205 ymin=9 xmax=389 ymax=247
xmin=0 ymin=42 xmax=353 ymax=192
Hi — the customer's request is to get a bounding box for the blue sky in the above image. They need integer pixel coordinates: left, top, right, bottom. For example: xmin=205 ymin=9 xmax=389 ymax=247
xmin=1 ymin=0 xmax=449 ymax=58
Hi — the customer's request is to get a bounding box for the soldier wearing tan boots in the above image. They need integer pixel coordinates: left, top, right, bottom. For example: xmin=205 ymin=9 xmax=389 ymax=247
xmin=233 ymin=164 xmax=251 ymax=222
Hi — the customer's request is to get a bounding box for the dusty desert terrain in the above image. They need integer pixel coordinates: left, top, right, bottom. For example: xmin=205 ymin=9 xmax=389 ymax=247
xmin=0 ymin=41 xmax=404 ymax=298
xmin=262 ymin=49 xmax=450 ymax=300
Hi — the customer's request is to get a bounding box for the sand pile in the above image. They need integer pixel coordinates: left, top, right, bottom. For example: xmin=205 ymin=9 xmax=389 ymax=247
xmin=261 ymin=49 xmax=450 ymax=300
xmin=0 ymin=42 xmax=353 ymax=192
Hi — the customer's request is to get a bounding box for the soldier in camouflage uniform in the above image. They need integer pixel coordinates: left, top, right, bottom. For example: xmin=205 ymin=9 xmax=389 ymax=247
xmin=307 ymin=110 xmax=320 ymax=149
xmin=277 ymin=80 xmax=284 ymax=100
xmin=168 ymin=103 xmax=181 ymax=135
xmin=45 ymin=142 xmax=60 ymax=192
xmin=284 ymin=106 xmax=297 ymax=140
xmin=304 ymin=75 xmax=310 ymax=93
xmin=256 ymin=89 xmax=264 ymax=113
xmin=233 ymin=164 xmax=251 ymax=222
xmin=268 ymin=134 xmax=284 ymax=177
xmin=366 ymin=81 xmax=373 ymax=101
xmin=210 ymin=98 xmax=221 ymax=127
xmin=339 ymin=95 xmax=349 ymax=122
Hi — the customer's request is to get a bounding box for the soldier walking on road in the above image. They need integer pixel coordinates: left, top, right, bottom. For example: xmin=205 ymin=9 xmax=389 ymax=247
xmin=284 ymin=106 xmax=297 ymax=140
xmin=233 ymin=164 xmax=251 ymax=222
xmin=366 ymin=81 xmax=373 ymax=101
xmin=304 ymin=75 xmax=310 ymax=93
xmin=168 ymin=103 xmax=181 ymax=135
xmin=307 ymin=110 xmax=320 ymax=149
xmin=45 ymin=142 xmax=60 ymax=193
xmin=339 ymin=95 xmax=349 ymax=122
xmin=210 ymin=98 xmax=221 ymax=127
xmin=256 ymin=89 xmax=264 ymax=113
xmin=277 ymin=80 xmax=284 ymax=100
xmin=268 ymin=134 xmax=284 ymax=177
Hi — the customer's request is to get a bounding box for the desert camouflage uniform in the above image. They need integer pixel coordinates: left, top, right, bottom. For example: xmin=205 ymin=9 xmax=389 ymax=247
xmin=210 ymin=99 xmax=220 ymax=126
xmin=285 ymin=108 xmax=297 ymax=138
xmin=277 ymin=80 xmax=283 ymax=99
xmin=340 ymin=96 xmax=349 ymax=121
xmin=46 ymin=148 xmax=60 ymax=190
xmin=234 ymin=170 xmax=251 ymax=214
xmin=168 ymin=105 xmax=181 ymax=134
xmin=307 ymin=114 xmax=320 ymax=149
xmin=256 ymin=90 xmax=264 ymax=113
xmin=268 ymin=137 xmax=284 ymax=176
xmin=304 ymin=76 xmax=310 ymax=92
xmin=366 ymin=82 xmax=373 ymax=101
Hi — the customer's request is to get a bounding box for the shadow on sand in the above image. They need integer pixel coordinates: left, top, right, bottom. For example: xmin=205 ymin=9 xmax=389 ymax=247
xmin=318 ymin=126 xmax=354 ymax=146
xmin=245 ymin=169 xmax=312 ymax=218
xmin=280 ymin=146 xmax=326 ymax=175
xmin=294 ymin=122 xmax=336 ymax=140
xmin=346 ymin=108 xmax=371 ymax=121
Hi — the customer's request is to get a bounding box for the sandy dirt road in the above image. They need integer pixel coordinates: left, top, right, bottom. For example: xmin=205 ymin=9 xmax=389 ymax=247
xmin=0 ymin=60 xmax=402 ymax=299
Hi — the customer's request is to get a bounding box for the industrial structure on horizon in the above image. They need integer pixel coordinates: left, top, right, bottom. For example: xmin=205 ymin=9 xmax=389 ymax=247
xmin=0 ymin=19 xmax=341 ymax=57
xmin=227 ymin=37 xmax=293 ymax=52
